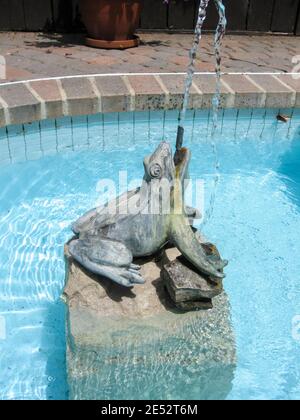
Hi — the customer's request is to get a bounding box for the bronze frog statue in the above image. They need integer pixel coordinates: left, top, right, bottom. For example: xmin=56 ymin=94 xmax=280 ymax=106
xmin=69 ymin=142 xmax=227 ymax=287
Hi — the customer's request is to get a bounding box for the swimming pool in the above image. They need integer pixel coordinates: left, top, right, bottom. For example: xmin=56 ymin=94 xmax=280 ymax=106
xmin=0 ymin=108 xmax=300 ymax=400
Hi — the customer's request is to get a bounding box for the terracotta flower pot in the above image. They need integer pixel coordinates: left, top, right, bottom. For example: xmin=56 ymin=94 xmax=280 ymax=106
xmin=79 ymin=0 xmax=142 ymax=49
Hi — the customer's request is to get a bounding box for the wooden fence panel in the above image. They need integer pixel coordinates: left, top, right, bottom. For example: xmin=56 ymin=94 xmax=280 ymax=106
xmin=140 ymin=0 xmax=168 ymax=30
xmin=0 ymin=0 xmax=11 ymax=30
xmin=168 ymin=0 xmax=197 ymax=30
xmin=72 ymin=0 xmax=83 ymax=31
xmin=52 ymin=0 xmax=75 ymax=32
xmin=0 ymin=0 xmax=299 ymax=34
xmin=9 ymin=0 xmax=26 ymax=30
xmin=271 ymin=0 xmax=300 ymax=33
xmin=247 ymin=0 xmax=274 ymax=32
xmin=297 ymin=5 xmax=300 ymax=35
xmin=202 ymin=0 xmax=218 ymax=30
xmin=203 ymin=0 xmax=250 ymax=31
xmin=23 ymin=0 xmax=53 ymax=31
xmin=223 ymin=0 xmax=249 ymax=31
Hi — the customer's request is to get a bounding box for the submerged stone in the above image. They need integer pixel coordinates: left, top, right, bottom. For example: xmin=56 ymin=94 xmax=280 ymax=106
xmin=63 ymin=245 xmax=236 ymax=400
xmin=172 ymin=298 xmax=213 ymax=311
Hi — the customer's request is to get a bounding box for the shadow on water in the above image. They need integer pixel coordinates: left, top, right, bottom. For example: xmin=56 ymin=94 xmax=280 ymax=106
xmin=43 ymin=300 xmax=68 ymax=400
xmin=277 ymin=125 xmax=300 ymax=208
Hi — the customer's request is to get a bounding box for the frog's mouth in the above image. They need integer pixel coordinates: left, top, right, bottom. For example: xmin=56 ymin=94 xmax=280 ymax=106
xmin=174 ymin=147 xmax=191 ymax=182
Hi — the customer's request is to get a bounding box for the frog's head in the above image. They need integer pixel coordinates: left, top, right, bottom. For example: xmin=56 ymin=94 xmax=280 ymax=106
xmin=143 ymin=141 xmax=190 ymax=184
xmin=143 ymin=142 xmax=175 ymax=183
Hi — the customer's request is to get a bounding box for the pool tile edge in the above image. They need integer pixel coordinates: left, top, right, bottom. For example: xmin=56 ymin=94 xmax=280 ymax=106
xmin=0 ymin=74 xmax=299 ymax=128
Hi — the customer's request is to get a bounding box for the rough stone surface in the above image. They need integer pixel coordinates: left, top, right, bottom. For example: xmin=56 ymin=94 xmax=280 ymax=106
xmin=193 ymin=74 xmax=235 ymax=108
xmin=248 ymin=74 xmax=296 ymax=109
xmin=63 ymin=246 xmax=236 ymax=400
xmin=127 ymin=75 xmax=167 ymax=110
xmin=175 ymin=299 xmax=213 ymax=311
xmin=61 ymin=77 xmax=100 ymax=116
xmin=159 ymin=74 xmax=201 ymax=109
xmin=222 ymin=74 xmax=266 ymax=108
xmin=0 ymin=83 xmax=42 ymax=125
xmin=276 ymin=75 xmax=300 ymax=107
xmin=94 ymin=75 xmax=132 ymax=112
xmin=163 ymin=257 xmax=223 ymax=304
xmin=29 ymin=79 xmax=64 ymax=119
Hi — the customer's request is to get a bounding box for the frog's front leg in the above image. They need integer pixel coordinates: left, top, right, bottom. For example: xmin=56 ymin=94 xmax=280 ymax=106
xmin=69 ymin=236 xmax=144 ymax=288
xmin=193 ymin=229 xmax=228 ymax=271
xmin=171 ymin=216 xmax=226 ymax=280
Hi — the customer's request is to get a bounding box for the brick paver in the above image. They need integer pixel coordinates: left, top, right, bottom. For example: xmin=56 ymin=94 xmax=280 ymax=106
xmin=0 ymin=72 xmax=298 ymax=129
xmin=0 ymin=32 xmax=299 ymax=83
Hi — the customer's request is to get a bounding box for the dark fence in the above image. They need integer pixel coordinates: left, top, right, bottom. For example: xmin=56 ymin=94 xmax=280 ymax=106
xmin=0 ymin=0 xmax=299 ymax=34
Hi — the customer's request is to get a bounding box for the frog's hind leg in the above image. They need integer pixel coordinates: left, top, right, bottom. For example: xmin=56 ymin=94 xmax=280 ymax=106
xmin=69 ymin=236 xmax=144 ymax=288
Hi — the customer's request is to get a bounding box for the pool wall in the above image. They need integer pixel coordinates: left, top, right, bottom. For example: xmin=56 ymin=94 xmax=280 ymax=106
xmin=0 ymin=107 xmax=300 ymax=167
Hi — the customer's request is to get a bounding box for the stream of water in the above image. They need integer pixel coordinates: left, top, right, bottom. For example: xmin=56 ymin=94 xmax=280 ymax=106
xmin=176 ymin=0 xmax=227 ymax=224
xmin=205 ymin=0 xmax=227 ymax=225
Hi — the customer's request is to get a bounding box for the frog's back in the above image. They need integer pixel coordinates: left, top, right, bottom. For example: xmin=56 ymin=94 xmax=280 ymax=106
xmin=74 ymin=188 xmax=169 ymax=257
xmin=73 ymin=188 xmax=140 ymax=236
xmin=106 ymin=212 xmax=169 ymax=257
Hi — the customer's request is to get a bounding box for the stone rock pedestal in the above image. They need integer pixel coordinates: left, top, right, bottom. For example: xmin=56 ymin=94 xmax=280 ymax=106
xmin=63 ymin=246 xmax=236 ymax=400
xmin=162 ymin=250 xmax=224 ymax=311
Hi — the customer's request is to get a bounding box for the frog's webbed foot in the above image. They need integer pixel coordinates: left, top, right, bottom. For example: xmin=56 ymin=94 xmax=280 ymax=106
xmin=69 ymin=236 xmax=144 ymax=288
xmin=210 ymin=257 xmax=228 ymax=271
xmin=197 ymin=241 xmax=228 ymax=271
xmin=185 ymin=206 xmax=201 ymax=225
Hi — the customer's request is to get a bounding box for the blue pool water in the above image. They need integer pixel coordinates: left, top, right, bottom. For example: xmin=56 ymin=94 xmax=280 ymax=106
xmin=0 ymin=109 xmax=300 ymax=400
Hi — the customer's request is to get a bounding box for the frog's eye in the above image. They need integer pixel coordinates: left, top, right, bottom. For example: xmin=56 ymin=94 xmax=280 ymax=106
xmin=149 ymin=163 xmax=162 ymax=178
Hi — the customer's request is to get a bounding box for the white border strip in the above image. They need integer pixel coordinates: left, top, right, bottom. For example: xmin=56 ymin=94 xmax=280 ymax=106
xmin=56 ymin=79 xmax=69 ymax=116
xmin=25 ymin=82 xmax=47 ymax=120
xmin=122 ymin=76 xmax=136 ymax=111
xmin=0 ymin=72 xmax=299 ymax=88
xmin=0 ymin=95 xmax=10 ymax=125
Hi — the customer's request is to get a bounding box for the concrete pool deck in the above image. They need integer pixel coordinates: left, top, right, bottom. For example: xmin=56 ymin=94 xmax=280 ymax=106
xmin=0 ymin=32 xmax=299 ymax=127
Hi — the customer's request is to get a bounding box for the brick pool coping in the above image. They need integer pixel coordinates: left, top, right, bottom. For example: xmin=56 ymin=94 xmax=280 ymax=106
xmin=0 ymin=73 xmax=299 ymax=128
